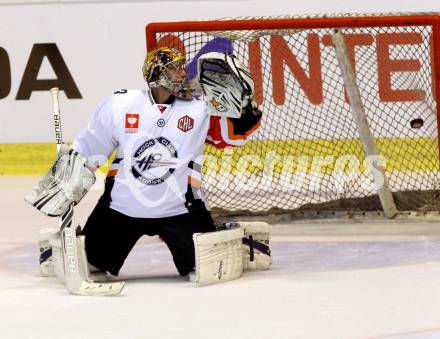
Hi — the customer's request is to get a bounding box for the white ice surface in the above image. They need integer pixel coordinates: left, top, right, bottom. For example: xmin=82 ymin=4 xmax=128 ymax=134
xmin=1 ymin=176 xmax=440 ymax=339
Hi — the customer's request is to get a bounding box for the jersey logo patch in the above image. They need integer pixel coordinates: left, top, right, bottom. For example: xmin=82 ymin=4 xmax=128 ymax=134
xmin=178 ymin=115 xmax=194 ymax=132
xmin=131 ymin=137 xmax=178 ymax=185
xmin=157 ymin=105 xmax=167 ymax=113
xmin=157 ymin=118 xmax=165 ymax=127
xmin=125 ymin=113 xmax=139 ymax=133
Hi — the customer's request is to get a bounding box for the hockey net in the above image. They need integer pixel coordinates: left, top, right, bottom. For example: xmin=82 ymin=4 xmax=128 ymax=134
xmin=146 ymin=13 xmax=440 ymax=216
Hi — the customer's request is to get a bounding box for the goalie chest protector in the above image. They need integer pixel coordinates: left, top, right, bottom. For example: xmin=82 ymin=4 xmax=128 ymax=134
xmin=72 ymin=90 xmax=211 ymax=218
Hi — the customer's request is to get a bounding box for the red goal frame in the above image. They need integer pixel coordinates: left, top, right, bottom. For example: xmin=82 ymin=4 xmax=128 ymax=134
xmin=145 ymin=14 xmax=440 ymax=159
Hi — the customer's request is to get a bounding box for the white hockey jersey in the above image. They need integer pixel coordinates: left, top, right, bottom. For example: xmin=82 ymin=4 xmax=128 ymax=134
xmin=72 ymin=89 xmax=261 ymax=218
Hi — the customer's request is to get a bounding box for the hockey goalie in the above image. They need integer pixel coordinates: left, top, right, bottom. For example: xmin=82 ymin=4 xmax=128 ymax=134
xmin=25 ymin=47 xmax=272 ymax=293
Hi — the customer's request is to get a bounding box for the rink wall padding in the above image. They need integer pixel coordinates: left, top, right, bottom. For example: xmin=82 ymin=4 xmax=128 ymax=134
xmin=1 ymin=137 xmax=438 ymax=175
xmin=0 ymin=143 xmax=110 ymax=175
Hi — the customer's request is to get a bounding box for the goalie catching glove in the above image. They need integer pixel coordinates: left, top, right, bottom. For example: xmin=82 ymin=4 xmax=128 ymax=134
xmin=198 ymin=52 xmax=256 ymax=118
xmin=25 ymin=145 xmax=95 ymax=217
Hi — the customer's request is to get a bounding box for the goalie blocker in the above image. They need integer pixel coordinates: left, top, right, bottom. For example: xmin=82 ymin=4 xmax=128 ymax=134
xmin=25 ymin=145 xmax=95 ymax=217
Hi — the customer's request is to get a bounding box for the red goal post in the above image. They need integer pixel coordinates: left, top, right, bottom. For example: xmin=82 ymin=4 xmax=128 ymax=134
xmin=145 ymin=13 xmax=440 ymax=216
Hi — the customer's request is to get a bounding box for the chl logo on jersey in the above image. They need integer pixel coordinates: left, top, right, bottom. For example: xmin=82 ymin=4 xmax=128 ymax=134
xmin=131 ymin=137 xmax=178 ymax=185
xmin=125 ymin=113 xmax=139 ymax=133
xmin=178 ymin=115 xmax=194 ymax=132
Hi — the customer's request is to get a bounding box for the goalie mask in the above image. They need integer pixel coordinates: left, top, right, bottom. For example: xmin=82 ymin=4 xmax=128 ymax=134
xmin=142 ymin=47 xmax=192 ymax=99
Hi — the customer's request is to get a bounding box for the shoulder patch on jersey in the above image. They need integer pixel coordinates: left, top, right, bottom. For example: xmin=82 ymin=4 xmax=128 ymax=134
xmin=113 ymin=89 xmax=128 ymax=94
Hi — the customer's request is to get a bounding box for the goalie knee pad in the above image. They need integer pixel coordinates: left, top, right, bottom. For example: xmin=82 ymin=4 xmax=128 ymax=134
xmin=240 ymin=222 xmax=272 ymax=271
xmin=193 ymin=227 xmax=244 ymax=285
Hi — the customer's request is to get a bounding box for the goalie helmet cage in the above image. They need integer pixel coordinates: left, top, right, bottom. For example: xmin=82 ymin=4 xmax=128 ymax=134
xmin=146 ymin=13 xmax=440 ymax=217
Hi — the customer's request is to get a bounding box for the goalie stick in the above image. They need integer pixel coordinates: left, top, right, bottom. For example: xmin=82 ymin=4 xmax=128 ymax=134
xmin=49 ymin=87 xmax=125 ymax=296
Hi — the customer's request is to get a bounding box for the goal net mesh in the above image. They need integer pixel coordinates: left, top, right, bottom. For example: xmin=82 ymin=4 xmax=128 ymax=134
xmin=151 ymin=14 xmax=440 ymax=215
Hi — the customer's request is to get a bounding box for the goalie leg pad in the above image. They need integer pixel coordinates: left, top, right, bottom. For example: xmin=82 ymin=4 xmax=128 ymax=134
xmin=38 ymin=228 xmax=59 ymax=277
xmin=193 ymin=228 xmax=244 ymax=285
xmin=239 ymin=222 xmax=272 ymax=271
